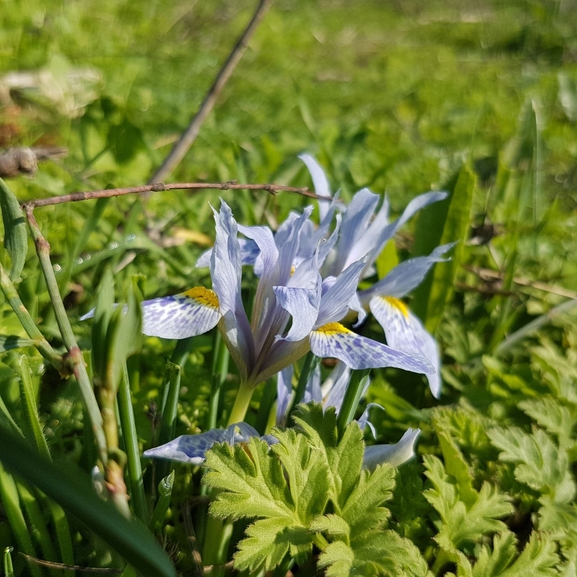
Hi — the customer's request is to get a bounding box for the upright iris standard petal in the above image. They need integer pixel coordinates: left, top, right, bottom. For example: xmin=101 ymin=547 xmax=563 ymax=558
xmin=273 ymin=286 xmax=320 ymax=342
xmin=210 ymin=201 xmax=255 ymax=380
xmin=298 ymin=154 xmax=333 ymax=222
xmin=309 ymin=322 xmax=434 ymax=374
xmin=332 ymin=188 xmax=379 ymax=275
xmin=141 ymin=287 xmax=222 ymax=339
xmin=370 ymin=296 xmax=441 ymax=398
xmin=359 ymin=243 xmax=456 ymax=304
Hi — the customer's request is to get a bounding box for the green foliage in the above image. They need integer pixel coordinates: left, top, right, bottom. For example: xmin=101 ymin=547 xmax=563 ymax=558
xmin=452 ymin=531 xmax=559 ymax=577
xmin=204 ymin=404 xmax=427 ymax=574
xmin=0 ymin=424 xmax=176 ymax=577
xmin=488 ymin=426 xmax=575 ymax=503
xmin=412 ymin=163 xmax=476 ymax=333
xmin=424 ymin=454 xmax=512 ymax=554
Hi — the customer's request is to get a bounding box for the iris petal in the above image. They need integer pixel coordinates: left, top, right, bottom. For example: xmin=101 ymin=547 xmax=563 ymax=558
xmin=274 ymin=286 xmax=319 ymax=342
xmin=309 ymin=322 xmax=433 ymax=373
xmin=362 ymin=428 xmax=421 ymax=470
xmin=360 ymin=242 xmax=455 ymax=304
xmin=140 ymin=288 xmax=221 ymax=339
xmin=143 ymin=423 xmax=263 ymax=465
xmin=370 ymin=296 xmax=441 ymax=398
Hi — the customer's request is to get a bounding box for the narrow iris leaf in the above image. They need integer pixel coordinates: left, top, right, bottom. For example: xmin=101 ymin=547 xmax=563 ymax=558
xmin=0 ymin=425 xmax=176 ymax=577
xmin=0 ymin=336 xmax=35 ymax=352
xmin=0 ymin=178 xmax=27 ymax=281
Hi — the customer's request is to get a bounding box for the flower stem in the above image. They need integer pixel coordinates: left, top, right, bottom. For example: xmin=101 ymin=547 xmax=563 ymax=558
xmin=24 ymin=207 xmax=108 ymax=467
xmin=336 ymin=369 xmax=371 ymax=437
xmin=227 ymin=381 xmax=254 ymax=425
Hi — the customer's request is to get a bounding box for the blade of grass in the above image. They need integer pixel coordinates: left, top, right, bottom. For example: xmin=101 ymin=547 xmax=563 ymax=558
xmin=118 ymin=362 xmax=148 ymax=522
xmin=0 ymin=463 xmax=42 ymax=577
xmin=0 ymin=425 xmax=176 ymax=577
xmin=16 ymin=483 xmax=60 ymax=577
xmin=412 ymin=163 xmax=475 ymax=334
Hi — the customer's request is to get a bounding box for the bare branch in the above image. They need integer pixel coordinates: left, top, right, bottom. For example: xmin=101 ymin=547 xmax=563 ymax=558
xmin=23 ymin=181 xmax=330 ymax=209
xmin=149 ymin=0 xmax=273 ymax=184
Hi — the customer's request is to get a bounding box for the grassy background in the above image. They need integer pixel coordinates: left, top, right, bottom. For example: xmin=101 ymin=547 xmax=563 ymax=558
xmin=2 ymin=0 xmax=577 ymax=573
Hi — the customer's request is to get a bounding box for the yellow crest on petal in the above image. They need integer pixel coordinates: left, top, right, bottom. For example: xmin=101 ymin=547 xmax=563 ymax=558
xmin=183 ymin=287 xmax=220 ymax=309
xmin=316 ymin=322 xmax=353 ymax=335
xmin=383 ymin=296 xmax=409 ymax=318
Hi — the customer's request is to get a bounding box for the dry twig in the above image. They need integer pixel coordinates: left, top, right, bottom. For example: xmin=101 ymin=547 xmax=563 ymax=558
xmin=22 ymin=181 xmax=328 ymax=209
xmin=149 ymin=0 xmax=273 ymax=184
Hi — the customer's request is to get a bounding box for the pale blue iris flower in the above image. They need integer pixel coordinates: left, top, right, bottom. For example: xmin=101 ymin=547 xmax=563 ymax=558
xmin=132 ymin=201 xmax=432 ymax=388
xmin=298 ymin=155 xmax=455 ymax=398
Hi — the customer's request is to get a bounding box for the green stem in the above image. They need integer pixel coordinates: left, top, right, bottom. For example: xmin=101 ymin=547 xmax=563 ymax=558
xmin=227 ymin=381 xmax=254 ymax=425
xmin=288 ymin=351 xmax=316 ymax=416
xmin=118 ymin=363 xmax=147 ymax=522
xmin=24 ymin=207 xmax=108 ymax=466
xmin=0 ymin=263 xmax=64 ymax=372
xmin=336 ymin=369 xmax=371 ymax=437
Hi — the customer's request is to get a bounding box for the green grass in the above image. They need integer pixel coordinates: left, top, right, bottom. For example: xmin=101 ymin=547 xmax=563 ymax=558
xmin=1 ymin=0 xmax=577 ymax=574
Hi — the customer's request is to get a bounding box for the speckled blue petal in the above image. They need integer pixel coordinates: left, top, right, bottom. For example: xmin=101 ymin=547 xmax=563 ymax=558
xmin=370 ymin=296 xmax=441 ymax=398
xmin=143 ymin=423 xmax=262 ymax=465
xmin=140 ymin=288 xmax=222 ymax=340
xmin=363 ymin=428 xmax=420 ymax=470
xmin=309 ymin=324 xmax=433 ymax=373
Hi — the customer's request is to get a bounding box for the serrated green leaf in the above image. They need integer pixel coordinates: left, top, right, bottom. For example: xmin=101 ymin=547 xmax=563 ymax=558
xmin=341 ymin=463 xmax=395 ymax=534
xmin=0 ymin=178 xmax=27 ymax=281
xmin=519 ymin=397 xmax=577 ymax=449
xmin=424 ymin=455 xmax=511 ymax=553
xmin=204 ymin=438 xmax=294 ymax=521
xmin=488 ymin=427 xmax=576 ymax=503
xmin=272 ymin=428 xmax=331 ymax=522
xmin=234 ymin=517 xmax=313 ymax=571
xmin=293 ymin=403 xmax=364 ymax=511
xmin=432 ymin=412 xmax=477 ymax=508
xmin=461 ymin=531 xmax=559 ymax=577
xmin=310 ymin=514 xmax=350 ymax=536
xmin=319 ymin=530 xmax=432 ymax=577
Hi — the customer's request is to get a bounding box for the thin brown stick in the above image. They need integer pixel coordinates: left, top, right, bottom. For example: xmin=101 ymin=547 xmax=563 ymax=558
xmin=149 ymin=0 xmax=273 ymax=184
xmin=22 ymin=182 xmax=328 ymax=209
xmin=19 ymin=552 xmax=122 ymax=574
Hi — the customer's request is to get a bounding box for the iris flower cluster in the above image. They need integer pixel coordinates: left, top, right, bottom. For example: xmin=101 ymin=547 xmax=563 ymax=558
xmin=135 ymin=156 xmax=452 ymax=468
